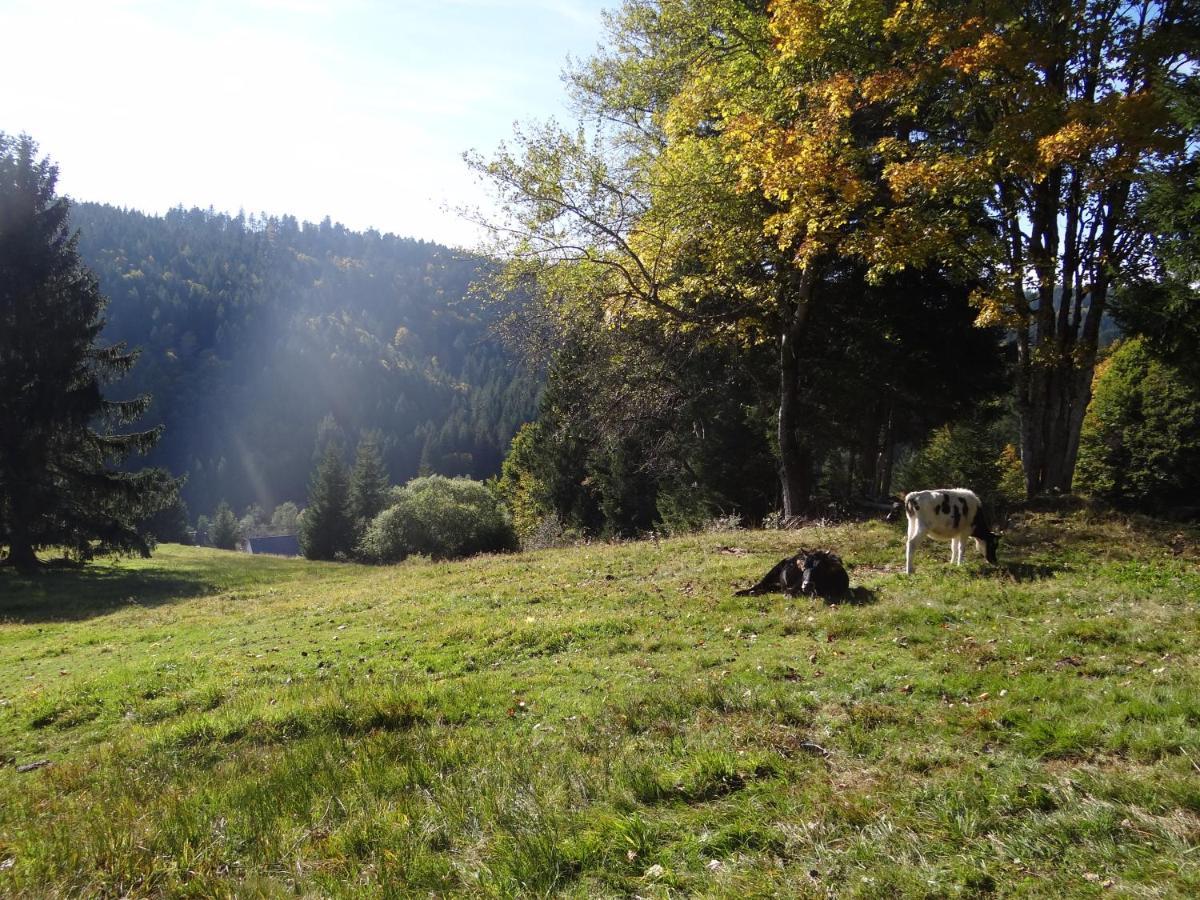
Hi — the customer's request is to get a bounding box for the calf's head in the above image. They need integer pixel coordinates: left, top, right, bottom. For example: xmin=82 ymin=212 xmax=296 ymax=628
xmin=969 ymin=502 xmax=1000 ymax=565
xmin=973 ymin=531 xmax=999 ymax=565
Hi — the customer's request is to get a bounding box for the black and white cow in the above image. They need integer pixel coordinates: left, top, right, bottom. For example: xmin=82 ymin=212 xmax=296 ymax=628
xmin=901 ymin=488 xmax=998 ymax=574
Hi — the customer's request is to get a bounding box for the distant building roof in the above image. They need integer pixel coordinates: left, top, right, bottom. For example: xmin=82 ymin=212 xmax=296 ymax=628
xmin=243 ymin=534 xmax=301 ymax=557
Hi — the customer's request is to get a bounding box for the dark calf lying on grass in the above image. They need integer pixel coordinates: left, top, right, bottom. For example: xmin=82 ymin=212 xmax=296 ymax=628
xmin=736 ymin=549 xmax=850 ymax=600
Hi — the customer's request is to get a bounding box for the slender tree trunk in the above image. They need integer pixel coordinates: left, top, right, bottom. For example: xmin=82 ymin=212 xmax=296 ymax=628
xmin=878 ymin=405 xmax=896 ymax=498
xmin=1060 ymin=366 xmax=1095 ymax=492
xmin=777 ymin=270 xmax=815 ymax=518
xmin=856 ymin=401 xmax=885 ymax=497
xmin=777 ymin=332 xmax=807 ymax=516
xmin=1017 ymin=345 xmax=1042 ymax=498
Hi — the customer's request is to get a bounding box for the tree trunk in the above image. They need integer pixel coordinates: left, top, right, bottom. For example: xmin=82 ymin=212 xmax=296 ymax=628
xmin=856 ymin=401 xmax=884 ymax=497
xmin=1060 ymin=365 xmax=1095 ymax=492
xmin=1020 ymin=341 xmax=1103 ymax=495
xmin=1019 ymin=240 xmax=1114 ymax=496
xmin=777 ymin=270 xmax=816 ymax=518
xmin=4 ymin=528 xmax=41 ymax=573
xmin=1018 ymin=367 xmax=1042 ymax=498
xmin=777 ymin=329 xmax=807 ymax=517
xmin=878 ymin=405 xmax=896 ymax=498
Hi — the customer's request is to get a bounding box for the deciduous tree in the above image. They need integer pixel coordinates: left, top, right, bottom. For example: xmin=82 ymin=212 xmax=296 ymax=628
xmin=755 ymin=0 xmax=1197 ymax=495
xmin=472 ymin=0 xmax=1006 ymax=513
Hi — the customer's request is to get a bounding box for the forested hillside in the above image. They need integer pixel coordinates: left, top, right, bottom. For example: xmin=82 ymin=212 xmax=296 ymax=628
xmin=70 ymin=204 xmax=539 ymax=517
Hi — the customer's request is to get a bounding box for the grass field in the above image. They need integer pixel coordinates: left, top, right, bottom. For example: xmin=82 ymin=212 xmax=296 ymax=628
xmin=1 ymin=507 xmax=1198 ymax=897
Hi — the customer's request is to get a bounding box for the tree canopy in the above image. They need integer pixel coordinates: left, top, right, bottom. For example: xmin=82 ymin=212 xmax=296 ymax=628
xmin=474 ymin=0 xmax=1198 ymax=510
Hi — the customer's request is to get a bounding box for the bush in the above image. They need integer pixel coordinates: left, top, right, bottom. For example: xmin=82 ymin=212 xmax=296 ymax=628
xmin=209 ymin=502 xmax=241 ymax=550
xmin=519 ymin=512 xmax=582 ymax=551
xmin=896 ymin=414 xmax=1024 ymax=505
xmin=358 ymin=476 xmax=518 ymax=563
xmin=654 ymin=479 xmax=728 ymax=535
xmin=495 ymin=422 xmax=556 ymax=539
xmin=1076 ymin=337 xmax=1200 ymax=511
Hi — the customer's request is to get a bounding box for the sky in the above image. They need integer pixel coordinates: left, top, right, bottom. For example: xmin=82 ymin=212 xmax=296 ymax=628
xmin=0 ymin=0 xmax=614 ymax=247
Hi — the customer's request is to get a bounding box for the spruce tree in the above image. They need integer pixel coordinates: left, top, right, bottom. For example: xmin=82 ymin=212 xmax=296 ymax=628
xmin=349 ymin=431 xmax=390 ymax=528
xmin=0 ymin=134 xmax=177 ymax=570
xmin=300 ymin=446 xmax=354 ymax=560
xmin=209 ymin=501 xmax=241 ymax=550
xmin=142 ymin=492 xmax=192 ymax=544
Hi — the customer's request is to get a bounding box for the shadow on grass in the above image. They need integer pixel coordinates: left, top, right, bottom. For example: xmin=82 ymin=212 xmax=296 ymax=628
xmin=0 ymin=564 xmax=219 ymax=623
xmin=842 ymin=586 xmax=878 ymax=605
xmin=974 ymin=561 xmax=1063 ymax=583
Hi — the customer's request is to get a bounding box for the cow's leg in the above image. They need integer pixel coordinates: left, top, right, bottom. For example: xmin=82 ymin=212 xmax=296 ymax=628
xmin=952 ymin=538 xmax=965 ymax=565
xmin=905 ymin=520 xmax=926 ymax=574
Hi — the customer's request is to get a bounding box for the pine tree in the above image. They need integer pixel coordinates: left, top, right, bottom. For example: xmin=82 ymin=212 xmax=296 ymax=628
xmin=142 ymin=492 xmax=192 ymax=544
xmin=0 ymin=134 xmax=177 ymax=570
xmin=209 ymin=501 xmax=241 ymax=550
xmin=299 ymin=446 xmax=354 ymax=560
xmin=349 ymin=431 xmax=390 ymax=528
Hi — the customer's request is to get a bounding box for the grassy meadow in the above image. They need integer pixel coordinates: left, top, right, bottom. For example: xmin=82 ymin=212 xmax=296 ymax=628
xmin=1 ymin=507 xmax=1198 ymax=897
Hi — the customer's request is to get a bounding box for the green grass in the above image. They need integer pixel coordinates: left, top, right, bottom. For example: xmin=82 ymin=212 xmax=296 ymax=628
xmin=1 ymin=508 xmax=1198 ymax=897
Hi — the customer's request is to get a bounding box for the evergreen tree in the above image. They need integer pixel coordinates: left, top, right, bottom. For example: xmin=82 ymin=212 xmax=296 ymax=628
xmin=1076 ymin=339 xmax=1200 ymax=511
xmin=349 ymin=431 xmax=390 ymax=527
xmin=141 ymin=492 xmax=192 ymax=544
xmin=209 ymin=501 xmax=241 ymax=550
xmin=1113 ymin=80 xmax=1200 ymax=383
xmin=312 ymin=414 xmax=347 ymax=466
xmin=0 ymin=134 xmax=177 ymax=570
xmin=300 ymin=445 xmax=354 ymax=560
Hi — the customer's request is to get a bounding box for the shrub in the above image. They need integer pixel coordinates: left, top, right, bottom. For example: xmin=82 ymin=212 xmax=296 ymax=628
xmin=209 ymin=502 xmax=241 ymax=550
xmin=654 ymin=480 xmax=720 ymax=535
xmin=358 ymin=476 xmax=518 ymax=563
xmin=1076 ymin=337 xmax=1200 ymax=511
xmin=495 ymin=422 xmax=555 ymax=539
xmin=520 ymin=512 xmax=581 ymax=551
xmin=896 ymin=415 xmax=1025 ymax=505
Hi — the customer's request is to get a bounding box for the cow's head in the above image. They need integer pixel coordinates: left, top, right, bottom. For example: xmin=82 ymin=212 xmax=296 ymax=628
xmin=801 ymin=551 xmax=841 ymax=595
xmin=974 ymin=531 xmax=999 ymax=565
xmin=800 ymin=556 xmax=817 ymax=595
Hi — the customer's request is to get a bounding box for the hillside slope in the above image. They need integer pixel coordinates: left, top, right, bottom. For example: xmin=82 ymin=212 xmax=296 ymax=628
xmin=1 ymin=510 xmax=1198 ymax=896
xmin=71 ymin=203 xmax=539 ymax=516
